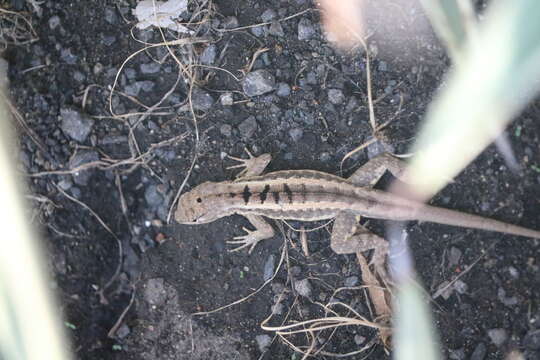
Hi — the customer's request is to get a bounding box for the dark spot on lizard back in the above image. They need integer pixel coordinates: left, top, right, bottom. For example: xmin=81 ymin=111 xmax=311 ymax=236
xmin=283 ymin=183 xmax=293 ymax=204
xmin=272 ymin=191 xmax=280 ymax=204
xmin=259 ymin=184 xmax=270 ymax=203
xmin=242 ymin=185 xmax=252 ymax=204
xmin=229 ymin=192 xmax=236 ymax=198
xmin=301 ymin=183 xmax=307 ymax=203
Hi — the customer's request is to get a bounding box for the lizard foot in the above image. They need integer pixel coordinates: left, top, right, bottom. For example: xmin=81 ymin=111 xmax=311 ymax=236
xmin=226 ymin=148 xmax=271 ymax=178
xmin=227 ymin=227 xmax=264 ymax=253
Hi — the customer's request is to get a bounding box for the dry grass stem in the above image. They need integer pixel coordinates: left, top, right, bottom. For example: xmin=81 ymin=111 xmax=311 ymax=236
xmin=0 ymin=7 xmax=38 ymax=48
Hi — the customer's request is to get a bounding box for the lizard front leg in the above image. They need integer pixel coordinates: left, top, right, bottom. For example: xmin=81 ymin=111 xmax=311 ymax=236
xmin=348 ymin=152 xmax=407 ymax=186
xmin=226 ymin=148 xmax=272 ymax=178
xmin=331 ymin=212 xmax=388 ymax=270
xmin=227 ymin=214 xmax=275 ymax=253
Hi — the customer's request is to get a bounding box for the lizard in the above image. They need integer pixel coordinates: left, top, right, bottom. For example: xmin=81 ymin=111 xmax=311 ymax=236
xmin=175 ymin=150 xmax=540 ymax=267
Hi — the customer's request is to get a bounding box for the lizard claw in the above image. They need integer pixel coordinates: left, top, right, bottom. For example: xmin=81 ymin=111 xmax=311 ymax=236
xmin=225 ymin=148 xmax=271 ymax=178
xmin=227 ymin=228 xmax=260 ymax=253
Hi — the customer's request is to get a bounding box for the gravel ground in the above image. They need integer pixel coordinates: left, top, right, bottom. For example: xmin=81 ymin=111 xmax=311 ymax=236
xmin=3 ymin=0 xmax=540 ymax=359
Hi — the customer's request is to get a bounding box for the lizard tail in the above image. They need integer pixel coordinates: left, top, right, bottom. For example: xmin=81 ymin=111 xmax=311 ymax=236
xmin=416 ymin=205 xmax=540 ymax=239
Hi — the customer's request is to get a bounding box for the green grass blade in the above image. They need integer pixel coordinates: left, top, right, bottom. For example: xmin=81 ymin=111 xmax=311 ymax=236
xmin=407 ymin=0 xmax=540 ymax=198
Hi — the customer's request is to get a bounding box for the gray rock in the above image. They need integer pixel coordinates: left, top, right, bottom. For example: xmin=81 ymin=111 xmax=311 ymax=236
xmin=523 ymin=329 xmax=540 ymax=350
xmin=60 ymin=48 xmax=78 ymax=65
xmin=69 ymin=187 xmax=82 ymax=199
xmin=191 ymin=88 xmax=214 ymax=111
xmin=140 ymin=62 xmax=161 ymax=74
xmin=328 ymin=89 xmax=345 ymax=105
xmin=124 ymin=81 xmax=155 ymax=96
xmin=220 ymin=92 xmax=234 ymax=106
xmin=271 ymin=303 xmax=284 ymax=315
xmin=298 ymin=18 xmax=315 ymax=40
xmin=344 ymin=276 xmax=359 ymax=287
xmin=116 ymin=324 xmax=130 ymax=339
xmin=57 ymin=178 xmax=73 ymax=191
xmin=263 ymin=255 xmax=275 ymax=281
xmin=238 ymin=116 xmax=258 ymax=138
xmin=378 ymin=61 xmax=388 ymax=71
xmin=261 ymin=9 xmax=276 ymax=22
xmin=470 ymin=343 xmax=486 ymax=360
xmin=220 ymin=124 xmax=232 ymax=137
xmin=60 ymin=108 xmax=94 ymax=142
xmin=139 ymin=80 xmax=155 ymax=92
xmin=102 ymin=35 xmax=116 ymax=46
xmin=449 ymin=348 xmax=465 ymax=360
xmin=104 ymin=8 xmax=117 ymax=24
xmin=453 ymin=280 xmax=468 ymax=294
xmin=124 ymin=67 xmax=136 ymax=79
xmin=276 ymin=82 xmax=291 ymax=97
xmin=255 ymin=334 xmax=272 ymax=353
xmin=487 ymin=328 xmax=507 ymax=347
xmin=289 ymin=127 xmax=303 ymax=141
xmin=69 ymin=150 xmax=99 ymax=186
xmin=354 ymin=335 xmax=366 ymax=345
xmin=200 ymin=44 xmax=217 ymax=65
xmin=48 ymin=15 xmax=61 ymax=30
xmin=145 ymin=184 xmax=164 ymax=208
xmin=448 ymin=247 xmax=462 ymax=267
xmin=294 ymin=279 xmax=312 ymax=297
xmin=250 ymin=26 xmax=265 ymax=37
xmin=271 ymin=281 xmax=286 ymax=295
xmin=497 ymin=287 xmax=518 ymax=306
xmin=143 ymin=278 xmax=167 ymax=306
xmin=0 ymin=58 xmax=9 ymax=88
xmin=72 ymin=71 xmax=85 ymax=83
xmin=507 ymin=266 xmax=520 ymax=279
xmin=268 ymin=21 xmax=285 ymax=37
xmin=223 ymin=16 xmax=238 ymax=29
xmin=243 ymin=70 xmax=275 ymax=96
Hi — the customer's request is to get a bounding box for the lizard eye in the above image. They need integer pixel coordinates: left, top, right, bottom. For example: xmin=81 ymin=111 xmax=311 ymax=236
xmin=196 ymin=198 xmax=202 ymax=203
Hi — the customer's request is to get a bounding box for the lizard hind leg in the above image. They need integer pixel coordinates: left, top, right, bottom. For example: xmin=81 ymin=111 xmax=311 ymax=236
xmin=226 ymin=148 xmax=272 ymax=178
xmin=330 ymin=212 xmax=389 ymax=269
xmin=348 ymin=152 xmax=407 ymax=187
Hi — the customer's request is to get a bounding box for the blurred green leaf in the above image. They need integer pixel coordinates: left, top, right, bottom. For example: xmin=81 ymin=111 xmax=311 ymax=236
xmin=407 ymin=0 xmax=540 ymax=199
xmin=394 ymin=277 xmax=440 ymax=360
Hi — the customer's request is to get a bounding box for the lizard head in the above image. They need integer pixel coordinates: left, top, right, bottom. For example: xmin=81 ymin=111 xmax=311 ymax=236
xmin=174 ymin=182 xmax=222 ymax=224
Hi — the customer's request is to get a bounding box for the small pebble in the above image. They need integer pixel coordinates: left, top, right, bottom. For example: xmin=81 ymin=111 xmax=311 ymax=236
xmin=220 ymin=92 xmax=234 ymax=106
xmin=263 ymin=255 xmax=275 ymax=281
xmin=289 ymin=128 xmax=303 ymax=141
xmin=191 ymin=88 xmax=214 ymax=111
xmin=60 ymin=108 xmax=94 ymax=143
xmin=223 ymin=16 xmax=238 ymax=29
xmin=200 ymin=44 xmax=217 ymax=65
xmin=294 ymin=279 xmax=312 ymax=297
xmin=220 ymin=124 xmax=232 ymax=137
xmin=140 ymin=62 xmax=161 ymax=74
xmin=470 ymin=343 xmax=486 ymax=360
xmin=276 ymin=82 xmax=291 ymax=97
xmin=268 ymin=21 xmax=285 ymax=37
xmin=260 ymin=9 xmax=276 ymax=22
xmin=49 ymin=15 xmax=61 ymax=30
xmin=487 ymin=328 xmax=507 ymax=347
xmin=344 ymin=276 xmax=359 ymax=287
xmin=523 ymin=329 xmax=540 ymax=350
xmin=328 ymin=89 xmax=345 ymax=105
xmin=238 ymin=116 xmax=258 ymax=138
xmin=243 ymin=70 xmax=276 ymax=96
xmin=298 ymin=18 xmax=315 ymax=40
xmin=255 ymin=334 xmax=272 ymax=353
xmin=448 ymin=247 xmax=462 ymax=267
